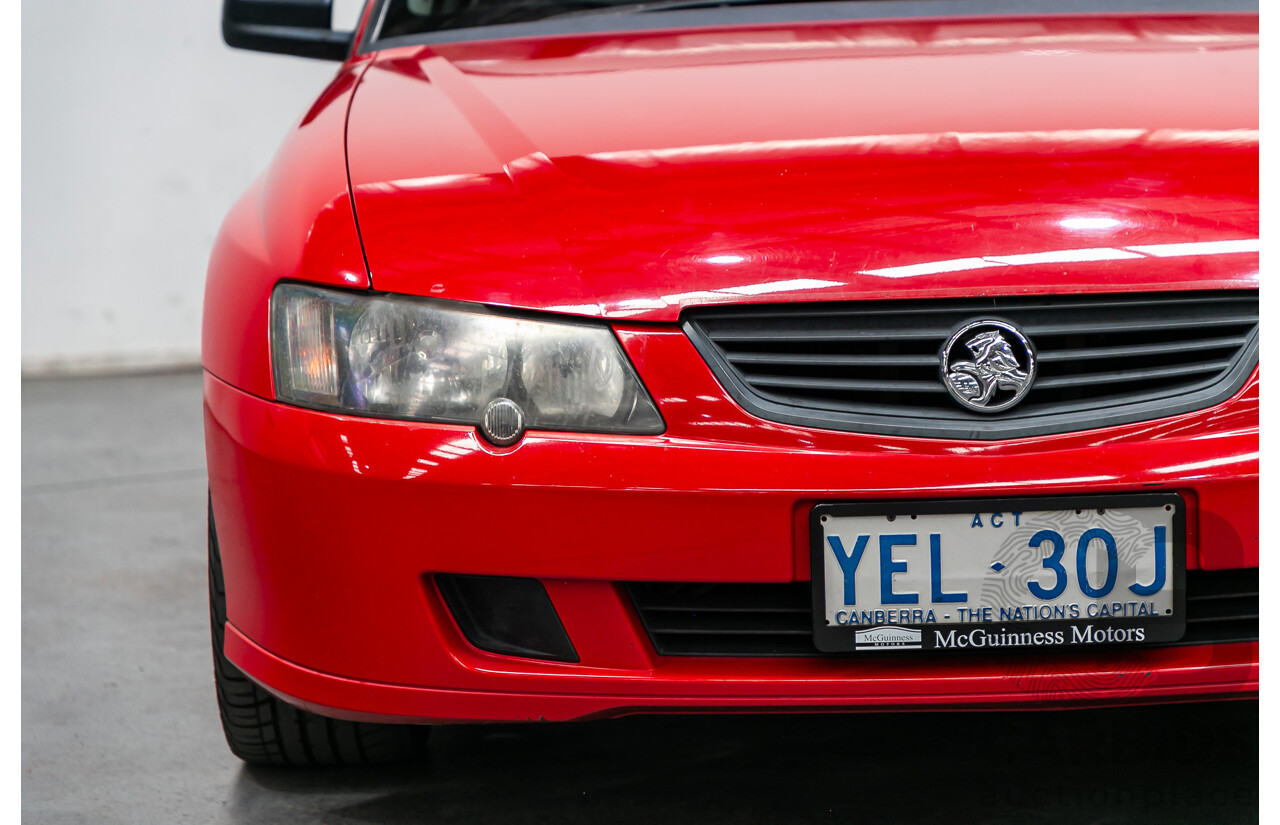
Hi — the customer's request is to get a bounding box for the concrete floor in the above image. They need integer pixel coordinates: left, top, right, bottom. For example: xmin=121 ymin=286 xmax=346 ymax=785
xmin=22 ymin=371 xmax=1258 ymax=824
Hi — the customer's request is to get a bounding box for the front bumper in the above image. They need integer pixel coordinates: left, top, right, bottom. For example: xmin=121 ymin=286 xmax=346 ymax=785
xmin=204 ymin=327 xmax=1258 ymax=723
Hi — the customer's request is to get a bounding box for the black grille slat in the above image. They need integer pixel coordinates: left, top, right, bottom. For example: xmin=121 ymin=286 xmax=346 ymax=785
xmin=727 ymin=353 xmax=940 ymax=368
xmin=709 ymin=328 xmax=950 ymax=344
xmin=1179 ymin=621 xmax=1257 ymax=646
xmin=647 ymin=617 xmax=812 ymax=635
xmin=653 ymin=635 xmax=820 ymax=656
xmin=642 ymin=605 xmax=811 ymax=614
xmin=686 ymin=290 xmax=1258 ymax=439
xmin=742 ymin=361 xmax=1234 ymax=396
xmin=1185 ymin=568 xmax=1259 ymax=600
xmin=1019 ymin=315 xmax=1257 ymax=336
xmin=1037 ymin=336 xmax=1250 ymax=363
xmin=627 ymin=582 xmax=810 ymax=614
xmin=627 ymin=569 xmax=1257 ymax=657
xmin=1187 ymin=593 xmax=1257 ymax=603
xmin=1034 ymin=360 xmax=1236 ymax=390
xmin=757 ymin=379 xmax=1231 ymax=421
xmin=747 ymin=375 xmax=948 ymax=394
xmin=1187 ymin=609 xmax=1259 ymax=623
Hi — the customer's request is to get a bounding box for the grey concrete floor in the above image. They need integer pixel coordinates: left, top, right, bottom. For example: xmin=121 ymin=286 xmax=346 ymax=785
xmin=22 ymin=371 xmax=1258 ymax=824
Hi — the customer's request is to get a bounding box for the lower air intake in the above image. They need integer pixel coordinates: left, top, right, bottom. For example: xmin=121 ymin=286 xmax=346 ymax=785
xmin=627 ymin=569 xmax=1257 ymax=657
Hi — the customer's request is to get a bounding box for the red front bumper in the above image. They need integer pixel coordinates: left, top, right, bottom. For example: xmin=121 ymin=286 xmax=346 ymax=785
xmin=204 ymin=328 xmax=1258 ymax=723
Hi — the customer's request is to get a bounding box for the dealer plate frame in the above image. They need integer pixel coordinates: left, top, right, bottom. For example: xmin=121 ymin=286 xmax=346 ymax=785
xmin=809 ymin=493 xmax=1187 ymax=653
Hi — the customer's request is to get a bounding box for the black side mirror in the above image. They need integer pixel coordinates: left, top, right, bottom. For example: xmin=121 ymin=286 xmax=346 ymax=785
xmin=223 ymin=0 xmax=354 ymax=61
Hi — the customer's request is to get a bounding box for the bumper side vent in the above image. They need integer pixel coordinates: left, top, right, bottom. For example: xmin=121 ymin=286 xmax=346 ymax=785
xmin=685 ymin=290 xmax=1258 ymax=439
xmin=627 ymin=569 xmax=1257 ymax=657
xmin=436 ymin=574 xmax=579 ymax=662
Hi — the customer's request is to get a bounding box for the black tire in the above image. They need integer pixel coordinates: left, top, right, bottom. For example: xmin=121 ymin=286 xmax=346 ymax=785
xmin=209 ymin=498 xmax=430 ymax=766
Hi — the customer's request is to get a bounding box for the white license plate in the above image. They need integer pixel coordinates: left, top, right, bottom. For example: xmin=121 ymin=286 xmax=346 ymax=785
xmin=811 ymin=495 xmax=1185 ymax=652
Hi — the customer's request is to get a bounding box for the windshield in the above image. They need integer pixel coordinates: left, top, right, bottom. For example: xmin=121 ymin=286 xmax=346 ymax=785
xmin=368 ymin=0 xmax=1241 ymax=47
xmin=377 ymin=0 xmax=799 ymax=37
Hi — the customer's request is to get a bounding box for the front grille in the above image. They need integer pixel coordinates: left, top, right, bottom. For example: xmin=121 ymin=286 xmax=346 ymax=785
xmin=684 ymin=291 xmax=1258 ymax=439
xmin=627 ymin=569 xmax=1258 ymax=657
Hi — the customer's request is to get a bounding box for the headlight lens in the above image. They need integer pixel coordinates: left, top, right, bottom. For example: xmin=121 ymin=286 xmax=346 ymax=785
xmin=271 ymin=284 xmax=664 ymax=436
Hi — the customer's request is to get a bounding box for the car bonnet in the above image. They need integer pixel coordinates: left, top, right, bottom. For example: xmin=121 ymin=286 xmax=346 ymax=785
xmin=344 ymin=12 xmax=1258 ymax=323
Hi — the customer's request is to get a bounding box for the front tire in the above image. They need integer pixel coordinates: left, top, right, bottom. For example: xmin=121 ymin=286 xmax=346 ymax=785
xmin=208 ymin=498 xmax=430 ymax=766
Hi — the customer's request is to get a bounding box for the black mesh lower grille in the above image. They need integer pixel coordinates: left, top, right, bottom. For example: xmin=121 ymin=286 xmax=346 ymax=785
xmin=627 ymin=569 xmax=1257 ymax=657
xmin=1182 ymin=568 xmax=1260 ymax=647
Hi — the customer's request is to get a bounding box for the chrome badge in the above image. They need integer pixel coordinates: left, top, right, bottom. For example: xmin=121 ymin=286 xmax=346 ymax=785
xmin=940 ymin=320 xmax=1036 ymax=413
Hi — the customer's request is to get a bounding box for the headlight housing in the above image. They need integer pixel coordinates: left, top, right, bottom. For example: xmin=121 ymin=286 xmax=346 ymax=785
xmin=270 ymin=283 xmax=664 ymax=439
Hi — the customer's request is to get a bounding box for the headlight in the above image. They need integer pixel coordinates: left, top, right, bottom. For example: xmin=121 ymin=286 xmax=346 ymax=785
xmin=270 ymin=283 xmax=664 ymax=441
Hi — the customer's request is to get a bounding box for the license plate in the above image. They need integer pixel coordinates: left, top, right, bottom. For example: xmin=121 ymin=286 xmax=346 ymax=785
xmin=810 ymin=495 xmax=1185 ymax=652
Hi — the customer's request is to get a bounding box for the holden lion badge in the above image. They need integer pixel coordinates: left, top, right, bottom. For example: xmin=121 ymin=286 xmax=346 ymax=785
xmin=940 ymin=319 xmax=1036 ymax=413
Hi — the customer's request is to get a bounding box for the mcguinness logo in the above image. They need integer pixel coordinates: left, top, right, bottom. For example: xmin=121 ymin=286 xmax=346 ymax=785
xmin=856 ymin=626 xmax=922 ymax=649
xmin=933 ymin=624 xmax=1147 ymax=649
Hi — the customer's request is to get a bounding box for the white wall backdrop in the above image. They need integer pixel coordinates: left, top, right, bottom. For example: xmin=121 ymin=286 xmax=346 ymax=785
xmin=22 ymin=1 xmax=361 ymax=374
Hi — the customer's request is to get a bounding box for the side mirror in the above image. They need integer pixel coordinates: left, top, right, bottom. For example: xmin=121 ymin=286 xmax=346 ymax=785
xmin=222 ymin=0 xmax=354 ymax=61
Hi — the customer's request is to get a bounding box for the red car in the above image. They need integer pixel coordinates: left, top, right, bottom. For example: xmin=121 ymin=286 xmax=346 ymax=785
xmin=205 ymin=0 xmax=1258 ymax=765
